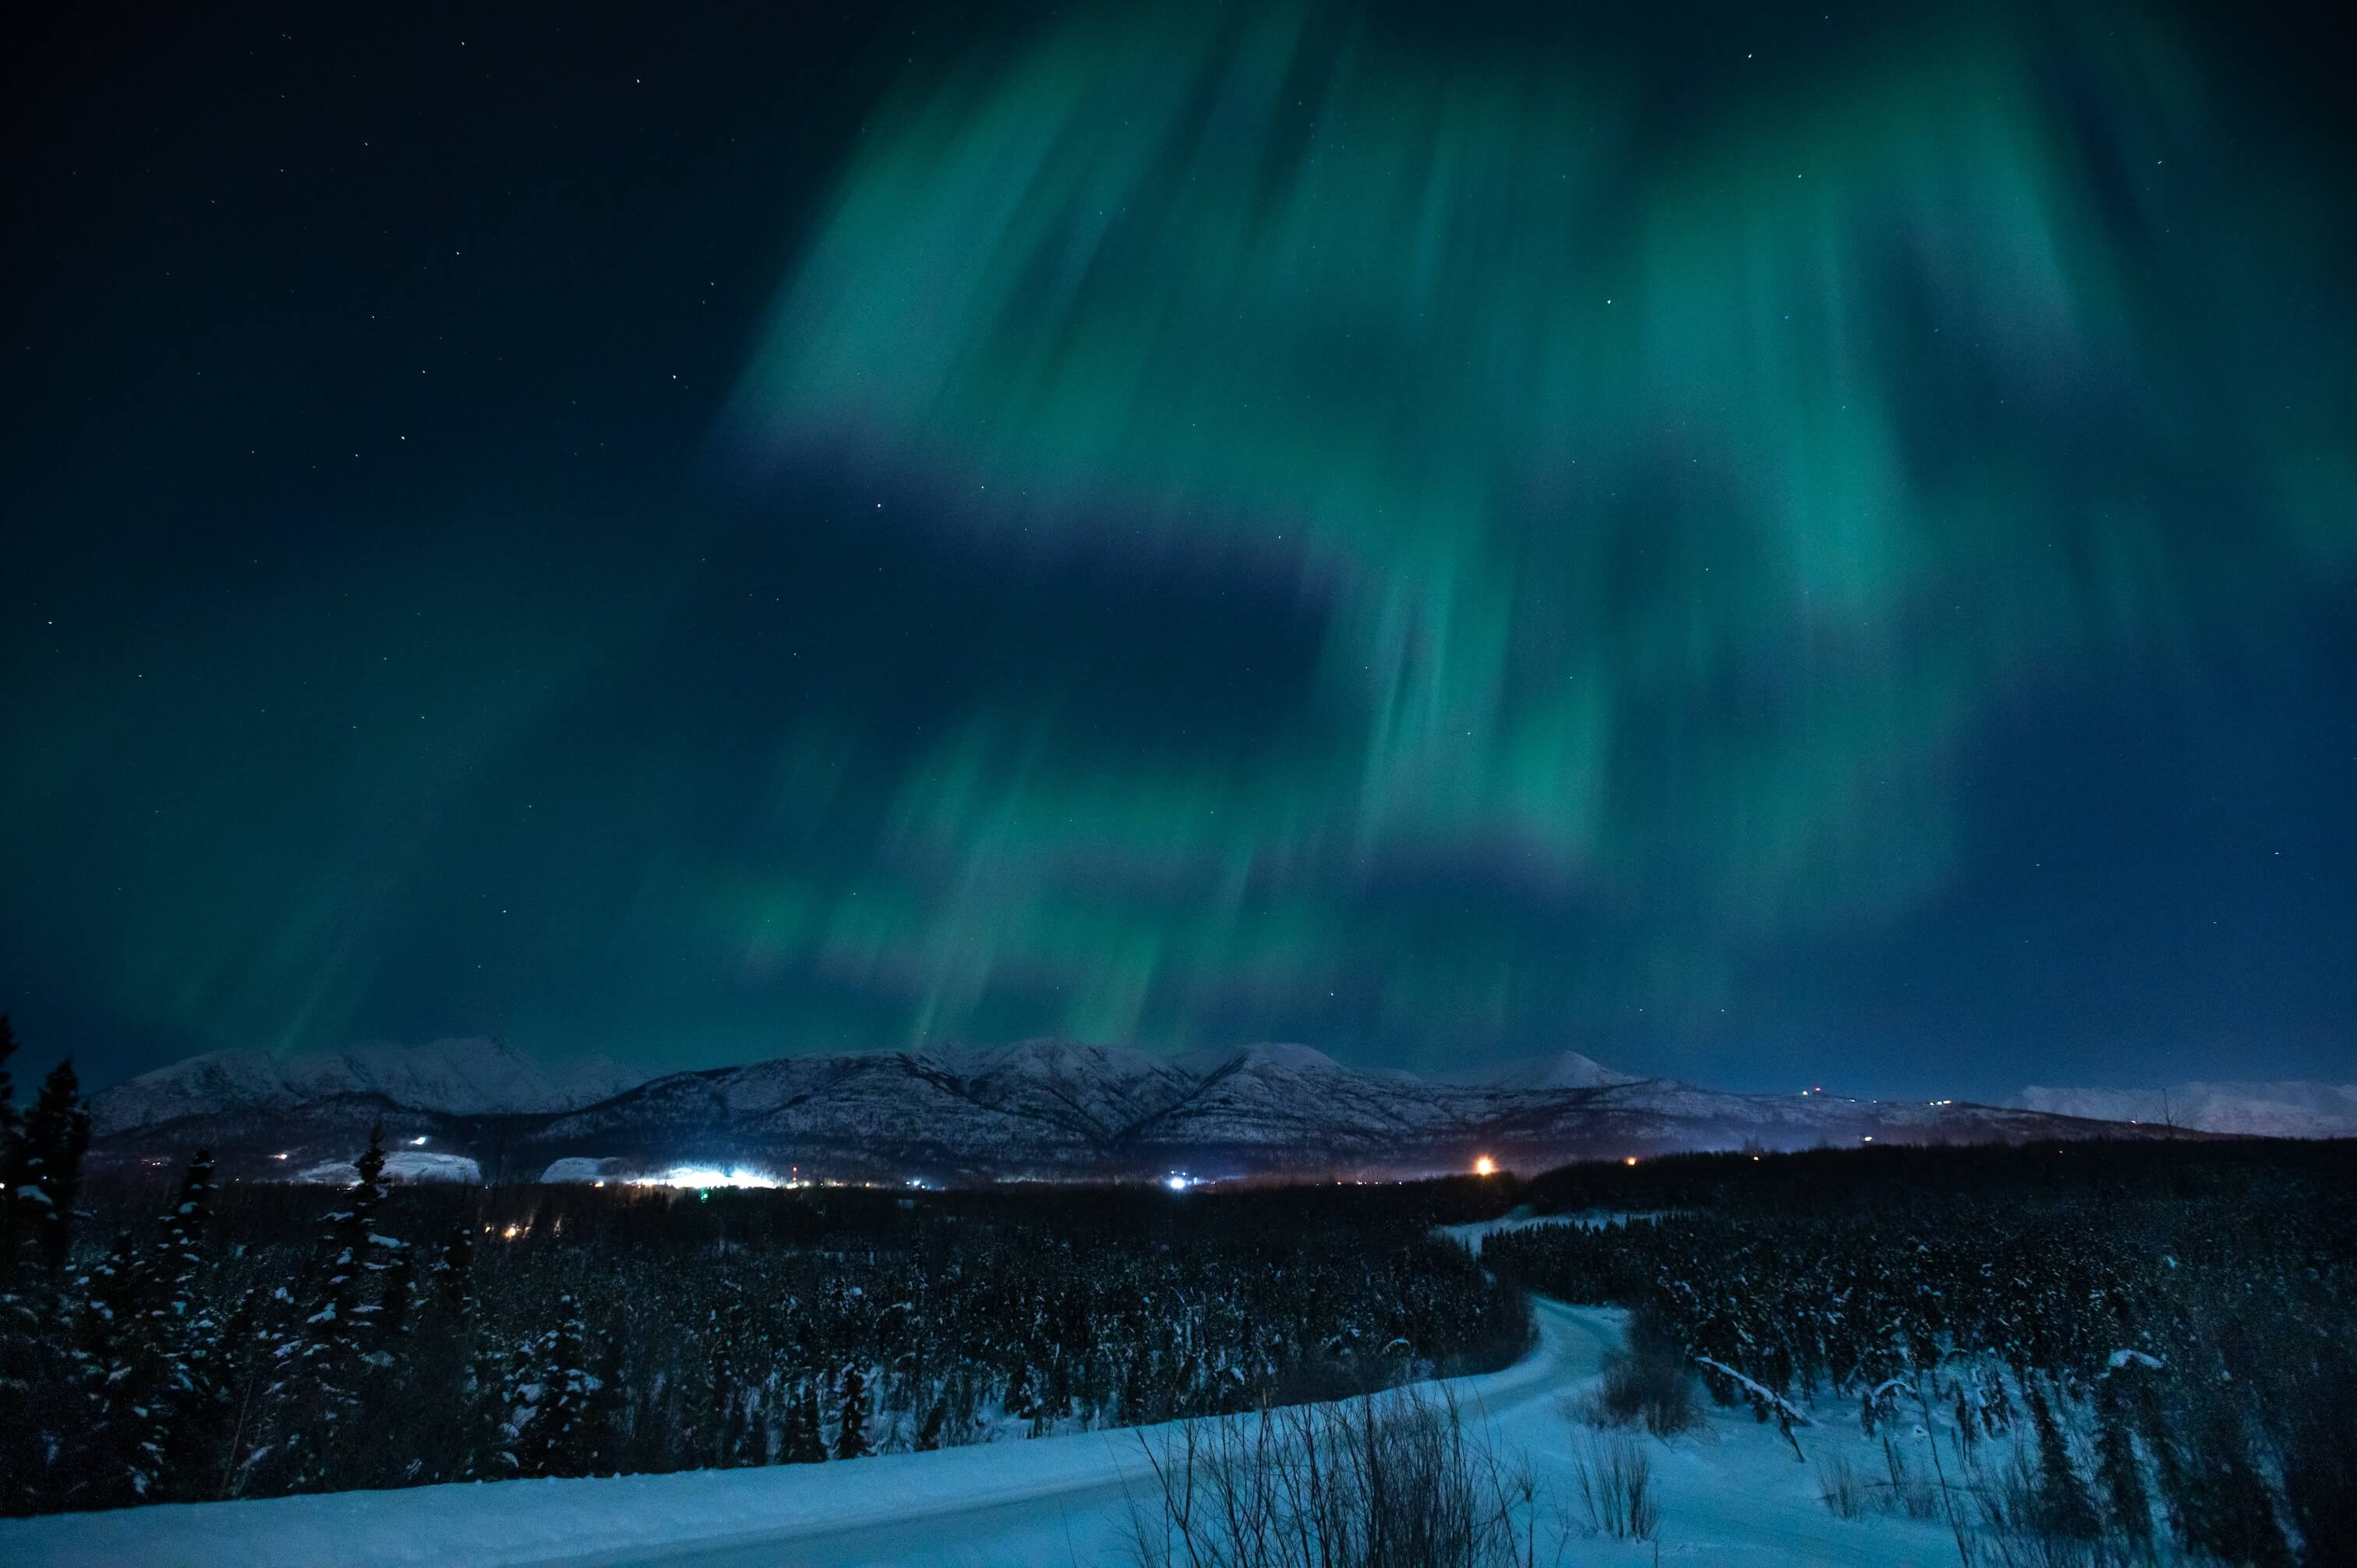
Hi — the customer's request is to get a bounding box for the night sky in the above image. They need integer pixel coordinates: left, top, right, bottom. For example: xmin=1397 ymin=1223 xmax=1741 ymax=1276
xmin=5 ymin=1 xmax=2352 ymax=1099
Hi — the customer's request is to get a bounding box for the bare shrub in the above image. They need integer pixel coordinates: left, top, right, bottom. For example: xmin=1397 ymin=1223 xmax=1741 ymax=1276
xmin=1879 ymin=1433 xmax=1941 ymax=1521
xmin=1127 ymin=1385 xmax=1553 ymax=1568
xmin=1594 ymin=1313 xmax=1699 ymax=1439
xmin=1818 ymin=1453 xmax=1866 ymax=1520
xmin=1568 ymin=1430 xmax=1659 ymax=1542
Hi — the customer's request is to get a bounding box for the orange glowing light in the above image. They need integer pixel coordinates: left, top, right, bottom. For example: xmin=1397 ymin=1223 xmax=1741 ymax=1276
xmin=1624 ymin=1156 xmax=1638 ymax=1167
xmin=1473 ymin=1156 xmax=1497 ymax=1177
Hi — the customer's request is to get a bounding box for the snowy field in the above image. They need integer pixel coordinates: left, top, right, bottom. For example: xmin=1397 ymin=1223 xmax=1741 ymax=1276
xmin=2 ymin=1296 xmax=1975 ymax=1567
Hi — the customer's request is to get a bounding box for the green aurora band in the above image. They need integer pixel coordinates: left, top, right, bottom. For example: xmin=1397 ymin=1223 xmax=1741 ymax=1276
xmin=723 ymin=3 xmax=2353 ymax=1054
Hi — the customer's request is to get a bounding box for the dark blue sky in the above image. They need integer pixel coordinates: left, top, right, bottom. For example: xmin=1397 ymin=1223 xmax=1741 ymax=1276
xmin=4 ymin=1 xmax=2352 ymax=1098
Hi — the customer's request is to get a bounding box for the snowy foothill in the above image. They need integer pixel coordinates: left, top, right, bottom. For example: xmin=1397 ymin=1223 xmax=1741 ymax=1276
xmin=2 ymin=1298 xmax=1976 ymax=1567
xmin=296 ymin=1150 xmax=484 ymax=1185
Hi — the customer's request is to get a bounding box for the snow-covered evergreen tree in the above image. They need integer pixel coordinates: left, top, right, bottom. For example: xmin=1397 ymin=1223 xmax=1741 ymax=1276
xmin=262 ymin=1127 xmax=397 ymax=1492
xmin=835 ymin=1361 xmax=870 ymax=1460
xmin=516 ymin=1293 xmax=593 ymax=1478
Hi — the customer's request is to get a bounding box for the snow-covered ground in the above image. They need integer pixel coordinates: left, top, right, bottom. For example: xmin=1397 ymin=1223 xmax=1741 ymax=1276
xmin=2 ymin=1298 xmax=1976 ymax=1567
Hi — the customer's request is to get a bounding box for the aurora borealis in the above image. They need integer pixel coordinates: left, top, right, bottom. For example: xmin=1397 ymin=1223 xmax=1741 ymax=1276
xmin=5 ymin=1 xmax=2352 ymax=1095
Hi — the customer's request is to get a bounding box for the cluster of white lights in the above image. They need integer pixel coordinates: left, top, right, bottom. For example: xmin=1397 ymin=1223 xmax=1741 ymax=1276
xmin=631 ymin=1166 xmax=786 ymax=1190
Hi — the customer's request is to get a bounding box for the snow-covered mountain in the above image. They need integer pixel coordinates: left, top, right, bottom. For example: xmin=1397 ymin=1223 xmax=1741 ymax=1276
xmin=94 ymin=1036 xmax=2202 ymax=1181
xmin=91 ymin=1038 xmax=646 ymax=1137
xmin=2012 ymin=1080 xmax=2357 ymax=1139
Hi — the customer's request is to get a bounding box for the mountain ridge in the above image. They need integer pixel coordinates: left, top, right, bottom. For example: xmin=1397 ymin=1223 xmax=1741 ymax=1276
xmin=91 ymin=1037 xmax=646 ymax=1138
xmin=89 ymin=1037 xmax=2229 ymax=1183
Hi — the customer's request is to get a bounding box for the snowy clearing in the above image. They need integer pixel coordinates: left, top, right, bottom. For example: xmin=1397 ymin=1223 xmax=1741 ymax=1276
xmin=1 ymin=1297 xmax=1977 ymax=1567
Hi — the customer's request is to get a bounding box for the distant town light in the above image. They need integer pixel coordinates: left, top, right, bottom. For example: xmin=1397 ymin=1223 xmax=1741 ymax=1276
xmin=501 ymin=1224 xmax=520 ymax=1240
xmin=1166 ymin=1174 xmax=1189 ymax=1192
xmin=1624 ymin=1156 xmax=1638 ymax=1167
xmin=1473 ymin=1156 xmax=1497 ymax=1177
xmin=631 ymin=1165 xmax=783 ymax=1191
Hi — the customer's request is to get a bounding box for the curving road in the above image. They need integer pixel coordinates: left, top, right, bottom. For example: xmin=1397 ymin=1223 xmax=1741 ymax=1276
xmin=583 ymin=1298 xmax=1615 ymax=1568
xmin=0 ymin=1301 xmax=1616 ymax=1568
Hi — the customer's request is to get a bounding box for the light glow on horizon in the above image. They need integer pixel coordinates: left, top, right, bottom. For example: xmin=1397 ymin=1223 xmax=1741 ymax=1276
xmin=632 ymin=1165 xmax=787 ymax=1190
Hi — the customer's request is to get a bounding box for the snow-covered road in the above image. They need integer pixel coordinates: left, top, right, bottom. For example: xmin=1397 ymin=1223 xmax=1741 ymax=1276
xmin=0 ymin=1301 xmax=1613 ymax=1568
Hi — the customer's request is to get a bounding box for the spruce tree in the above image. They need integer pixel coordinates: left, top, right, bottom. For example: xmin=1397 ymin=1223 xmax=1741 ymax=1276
xmin=265 ymin=1127 xmax=394 ymax=1491
xmin=72 ymin=1230 xmax=149 ymax=1507
xmin=0 ymin=1016 xmax=21 ymax=1184
xmin=430 ymin=1224 xmax=476 ymax=1321
xmin=492 ymin=1333 xmax=541 ymax=1477
xmin=585 ymin=1326 xmax=628 ymax=1478
xmin=520 ymin=1294 xmax=592 ymax=1478
xmin=467 ymin=1333 xmax=520 ymax=1478
xmin=204 ymin=1286 xmax=270 ymax=1501
xmin=787 ymin=1377 xmax=827 ymax=1464
xmin=10 ymin=1059 xmax=91 ymax=1275
xmin=914 ymin=1396 xmax=947 ymax=1452
xmin=115 ymin=1147 xmax=217 ymax=1502
xmin=2027 ymin=1382 xmax=2101 ymax=1544
xmin=835 ymin=1362 xmax=870 ymax=1460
